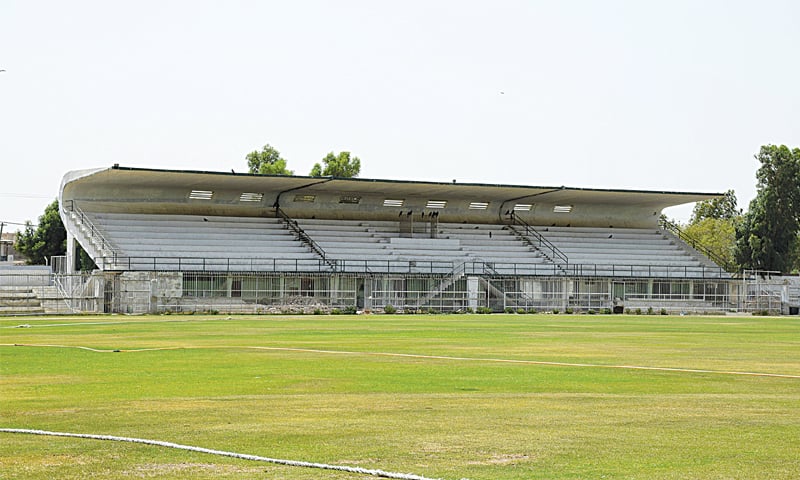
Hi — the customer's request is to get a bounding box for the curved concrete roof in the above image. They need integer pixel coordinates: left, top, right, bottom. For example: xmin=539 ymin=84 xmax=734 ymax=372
xmin=60 ymin=165 xmax=722 ymax=228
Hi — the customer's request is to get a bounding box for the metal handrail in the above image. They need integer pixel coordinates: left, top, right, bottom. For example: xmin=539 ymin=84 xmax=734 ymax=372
xmin=62 ymin=200 xmax=119 ymax=262
xmin=91 ymin=253 xmax=729 ymax=279
xmin=275 ymin=208 xmax=337 ymax=270
xmin=659 ymin=218 xmax=734 ymax=272
xmin=507 ymin=215 xmax=569 ymax=265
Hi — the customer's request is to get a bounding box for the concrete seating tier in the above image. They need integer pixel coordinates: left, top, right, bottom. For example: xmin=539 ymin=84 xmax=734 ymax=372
xmin=76 ymin=213 xmax=727 ymax=277
xmin=86 ymin=213 xmax=323 ymax=271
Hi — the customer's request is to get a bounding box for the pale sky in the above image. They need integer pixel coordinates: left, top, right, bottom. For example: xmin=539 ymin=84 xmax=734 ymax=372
xmin=1 ymin=1 xmax=799 ymax=230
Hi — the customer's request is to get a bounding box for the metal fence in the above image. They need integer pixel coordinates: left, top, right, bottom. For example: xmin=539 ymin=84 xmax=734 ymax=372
xmin=0 ymin=269 xmax=793 ymax=316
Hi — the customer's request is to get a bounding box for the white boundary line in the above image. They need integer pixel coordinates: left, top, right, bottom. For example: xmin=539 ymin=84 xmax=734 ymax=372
xmin=3 ymin=343 xmax=800 ymax=379
xmin=0 ymin=428 xmax=442 ymax=480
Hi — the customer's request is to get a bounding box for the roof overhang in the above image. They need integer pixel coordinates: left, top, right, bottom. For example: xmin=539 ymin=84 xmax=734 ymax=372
xmin=60 ymin=165 xmax=722 ymax=228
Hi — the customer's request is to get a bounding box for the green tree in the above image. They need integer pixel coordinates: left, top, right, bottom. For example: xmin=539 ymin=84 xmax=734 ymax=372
xmin=14 ymin=199 xmax=66 ymax=265
xmin=683 ymin=217 xmax=738 ymax=269
xmin=683 ymin=189 xmax=742 ymax=270
xmin=310 ymin=151 xmax=361 ymax=177
xmin=246 ymin=144 xmax=293 ymax=175
xmin=735 ymin=145 xmax=800 ymax=273
xmin=690 ymin=189 xmax=741 ymax=223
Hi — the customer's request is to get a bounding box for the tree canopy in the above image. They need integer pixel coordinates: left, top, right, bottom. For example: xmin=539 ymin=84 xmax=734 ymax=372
xmin=246 ymin=144 xmax=293 ymax=175
xmin=734 ymin=144 xmax=800 ymax=273
xmin=310 ymin=151 xmax=361 ymax=177
xmin=14 ymin=199 xmax=66 ymax=265
xmin=689 ymin=189 xmax=741 ymax=223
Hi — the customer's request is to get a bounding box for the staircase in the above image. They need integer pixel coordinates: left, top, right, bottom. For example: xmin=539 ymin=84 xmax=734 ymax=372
xmin=276 ymin=208 xmax=337 ymax=271
xmin=0 ymin=287 xmax=45 ymax=314
xmin=505 ymin=216 xmax=568 ymax=272
xmin=62 ymin=201 xmax=119 ymax=269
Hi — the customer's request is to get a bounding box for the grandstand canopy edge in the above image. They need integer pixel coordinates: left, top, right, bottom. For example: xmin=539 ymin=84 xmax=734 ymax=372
xmin=60 ymin=166 xmax=722 ymax=228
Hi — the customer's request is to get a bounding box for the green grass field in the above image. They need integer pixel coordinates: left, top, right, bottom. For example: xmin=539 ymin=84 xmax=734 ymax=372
xmin=1 ymin=313 xmax=799 ymax=479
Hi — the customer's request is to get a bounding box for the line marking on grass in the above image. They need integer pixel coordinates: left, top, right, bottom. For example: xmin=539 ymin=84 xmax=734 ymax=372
xmin=0 ymin=428 xmax=444 ymax=480
xmin=4 ymin=343 xmax=800 ymax=379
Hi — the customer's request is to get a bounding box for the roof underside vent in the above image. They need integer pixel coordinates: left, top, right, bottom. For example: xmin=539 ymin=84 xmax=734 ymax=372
xmin=383 ymin=199 xmax=404 ymax=207
xmin=189 ymin=190 xmax=213 ymax=200
xmin=426 ymin=200 xmax=447 ymax=209
xmin=554 ymin=205 xmax=573 ymax=213
xmin=239 ymin=192 xmax=264 ymax=203
xmin=469 ymin=202 xmax=489 ymax=210
xmin=513 ymin=203 xmax=532 ymax=211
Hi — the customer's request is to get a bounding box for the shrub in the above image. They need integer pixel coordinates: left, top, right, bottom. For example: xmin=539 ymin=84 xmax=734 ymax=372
xmin=565 ymin=308 xmax=573 ymax=315
xmin=660 ymin=308 xmax=668 ymax=316
xmin=313 ymin=308 xmax=323 ymax=315
xmin=601 ymin=308 xmax=612 ymax=315
xmin=552 ymin=309 xmax=559 ymax=314
xmin=384 ymin=304 xmax=397 ymax=314
xmin=427 ymin=308 xmax=440 ymax=315
xmin=344 ymin=305 xmax=357 ymax=314
xmin=528 ymin=308 xmax=537 ymax=314
xmin=465 ymin=307 xmax=474 ymax=314
xmin=647 ymin=307 xmax=655 ymax=315
xmin=504 ymin=306 xmax=515 ymax=314
xmin=588 ymin=309 xmax=596 ymax=315
xmin=331 ymin=308 xmax=342 ymax=315
xmin=635 ymin=308 xmax=642 ymax=315
xmin=476 ymin=306 xmax=493 ymax=314
xmin=517 ymin=308 xmax=526 ymax=314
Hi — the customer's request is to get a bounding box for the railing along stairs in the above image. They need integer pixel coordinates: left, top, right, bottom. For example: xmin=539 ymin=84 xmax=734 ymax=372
xmin=505 ymin=214 xmax=569 ymax=269
xmin=659 ymin=218 xmax=734 ymax=273
xmin=276 ymin=208 xmax=337 ymax=271
xmin=62 ymin=200 xmax=119 ymax=269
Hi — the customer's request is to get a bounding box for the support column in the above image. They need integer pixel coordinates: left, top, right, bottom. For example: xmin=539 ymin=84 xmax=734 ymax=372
xmin=467 ymin=276 xmax=479 ymax=310
xmin=66 ymin=234 xmax=76 ymax=274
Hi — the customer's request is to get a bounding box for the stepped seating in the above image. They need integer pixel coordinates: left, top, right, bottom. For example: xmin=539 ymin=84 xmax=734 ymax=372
xmin=534 ymin=226 xmax=726 ymax=277
xmin=75 ymin=213 xmax=726 ymax=277
xmin=296 ymin=219 xmax=552 ymax=274
xmin=0 ymin=287 xmax=45 ymax=314
xmin=86 ymin=213 xmax=325 ymax=271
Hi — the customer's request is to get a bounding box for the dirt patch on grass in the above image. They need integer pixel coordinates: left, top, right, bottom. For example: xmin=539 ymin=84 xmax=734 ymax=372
xmin=125 ymin=462 xmax=265 ymax=476
xmin=467 ymin=453 xmax=531 ymax=465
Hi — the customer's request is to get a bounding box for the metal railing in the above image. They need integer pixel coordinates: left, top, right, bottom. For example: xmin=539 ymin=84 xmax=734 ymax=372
xmin=62 ymin=200 xmax=120 ymax=262
xmin=91 ymin=254 xmax=731 ymax=279
xmin=276 ymin=208 xmax=337 ymax=270
xmin=507 ymin=214 xmax=569 ymax=265
xmin=659 ymin=218 xmax=734 ymax=272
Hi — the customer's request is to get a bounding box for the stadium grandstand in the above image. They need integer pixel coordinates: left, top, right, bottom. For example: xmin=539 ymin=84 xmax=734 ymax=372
xmin=46 ymin=164 xmax=795 ymax=316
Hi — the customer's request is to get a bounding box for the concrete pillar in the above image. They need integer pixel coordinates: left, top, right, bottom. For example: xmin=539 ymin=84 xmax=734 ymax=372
xmin=66 ymin=234 xmax=76 ymax=274
xmin=467 ymin=276 xmax=479 ymax=310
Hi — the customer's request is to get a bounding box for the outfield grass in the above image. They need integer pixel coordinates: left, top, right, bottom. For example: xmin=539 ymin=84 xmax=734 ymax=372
xmin=1 ymin=313 xmax=798 ymax=479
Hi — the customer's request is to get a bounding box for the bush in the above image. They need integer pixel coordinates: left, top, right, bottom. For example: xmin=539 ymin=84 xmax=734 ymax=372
xmin=465 ymin=307 xmax=474 ymax=314
xmin=476 ymin=306 xmax=493 ymax=314
xmin=504 ymin=306 xmax=515 ymax=314
xmin=565 ymin=308 xmax=573 ymax=315
xmin=384 ymin=304 xmax=397 ymax=314
xmin=331 ymin=308 xmax=342 ymax=315
xmin=635 ymin=308 xmax=642 ymax=315
xmin=313 ymin=308 xmax=323 ymax=315
xmin=660 ymin=308 xmax=668 ymax=316
xmin=552 ymin=309 xmax=559 ymax=314
xmin=344 ymin=305 xmax=357 ymax=314
xmin=517 ymin=308 xmax=526 ymax=314
xmin=528 ymin=308 xmax=537 ymax=314
xmin=647 ymin=307 xmax=655 ymax=315
xmin=601 ymin=308 xmax=612 ymax=315
xmin=427 ymin=308 xmax=440 ymax=315
xmin=588 ymin=309 xmax=596 ymax=315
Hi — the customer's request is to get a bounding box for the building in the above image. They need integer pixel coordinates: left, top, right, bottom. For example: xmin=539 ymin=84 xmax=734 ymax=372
xmin=52 ymin=165 xmax=756 ymax=314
